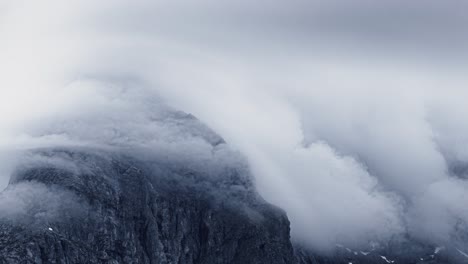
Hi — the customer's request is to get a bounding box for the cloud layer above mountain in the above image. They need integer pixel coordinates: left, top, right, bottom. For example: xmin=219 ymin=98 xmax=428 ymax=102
xmin=1 ymin=0 xmax=468 ymax=251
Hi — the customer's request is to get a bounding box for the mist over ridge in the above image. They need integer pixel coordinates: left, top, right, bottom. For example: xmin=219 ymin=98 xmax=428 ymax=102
xmin=1 ymin=0 xmax=468 ymax=254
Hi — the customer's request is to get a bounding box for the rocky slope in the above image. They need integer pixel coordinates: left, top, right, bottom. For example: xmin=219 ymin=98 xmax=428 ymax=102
xmin=0 ymin=108 xmax=465 ymax=263
xmin=1 ymin=147 xmax=463 ymax=264
xmin=0 ymin=148 xmax=295 ymax=264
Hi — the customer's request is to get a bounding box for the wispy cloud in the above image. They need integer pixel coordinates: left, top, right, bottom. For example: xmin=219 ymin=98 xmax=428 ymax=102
xmin=1 ymin=0 xmax=468 ymax=251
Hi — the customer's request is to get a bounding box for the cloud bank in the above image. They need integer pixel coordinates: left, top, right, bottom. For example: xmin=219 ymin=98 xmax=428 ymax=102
xmin=1 ymin=0 xmax=468 ymax=252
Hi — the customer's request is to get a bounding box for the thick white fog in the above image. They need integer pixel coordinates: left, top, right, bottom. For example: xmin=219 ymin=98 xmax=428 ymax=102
xmin=1 ymin=0 xmax=468 ymax=252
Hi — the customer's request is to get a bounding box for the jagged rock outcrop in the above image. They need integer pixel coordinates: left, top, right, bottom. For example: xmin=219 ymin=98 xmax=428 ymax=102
xmin=1 ymin=148 xmax=460 ymax=264
xmin=0 ymin=148 xmax=295 ymax=264
xmin=0 ymin=108 xmax=464 ymax=263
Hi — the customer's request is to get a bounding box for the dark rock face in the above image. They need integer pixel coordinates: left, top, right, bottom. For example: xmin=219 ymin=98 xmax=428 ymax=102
xmin=0 ymin=148 xmax=464 ymax=264
xmin=0 ymin=149 xmax=295 ymax=264
xmin=0 ymin=147 xmax=465 ymax=264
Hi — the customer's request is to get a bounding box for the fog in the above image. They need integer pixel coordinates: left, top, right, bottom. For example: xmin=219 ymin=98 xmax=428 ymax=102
xmin=0 ymin=181 xmax=87 ymax=225
xmin=1 ymin=0 xmax=468 ymax=252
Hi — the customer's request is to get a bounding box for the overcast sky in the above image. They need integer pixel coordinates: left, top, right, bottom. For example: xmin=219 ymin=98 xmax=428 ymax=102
xmin=1 ymin=0 xmax=468 ymax=251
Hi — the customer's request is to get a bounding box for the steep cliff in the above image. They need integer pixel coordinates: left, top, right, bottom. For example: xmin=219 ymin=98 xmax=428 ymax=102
xmin=1 ymin=148 xmax=460 ymax=264
xmin=0 ymin=106 xmax=464 ymax=263
xmin=0 ymin=148 xmax=295 ymax=264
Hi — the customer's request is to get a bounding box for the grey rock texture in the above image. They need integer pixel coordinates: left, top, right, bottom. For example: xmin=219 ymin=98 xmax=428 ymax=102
xmin=0 ymin=148 xmax=464 ymax=264
xmin=0 ymin=149 xmax=464 ymax=264
xmin=1 ymin=149 xmax=460 ymax=264
xmin=0 ymin=148 xmax=295 ymax=264
xmin=0 ymin=106 xmax=464 ymax=264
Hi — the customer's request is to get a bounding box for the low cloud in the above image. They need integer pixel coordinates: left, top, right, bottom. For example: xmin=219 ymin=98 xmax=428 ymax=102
xmin=0 ymin=181 xmax=87 ymax=226
xmin=1 ymin=0 xmax=468 ymax=252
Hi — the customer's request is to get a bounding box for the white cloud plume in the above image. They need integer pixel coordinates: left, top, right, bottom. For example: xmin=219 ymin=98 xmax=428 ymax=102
xmin=1 ymin=0 xmax=468 ymax=252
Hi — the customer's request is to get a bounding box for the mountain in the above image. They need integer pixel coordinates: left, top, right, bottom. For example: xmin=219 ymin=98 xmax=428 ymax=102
xmin=0 ymin=147 xmax=295 ymax=264
xmin=0 ymin=112 xmax=464 ymax=263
